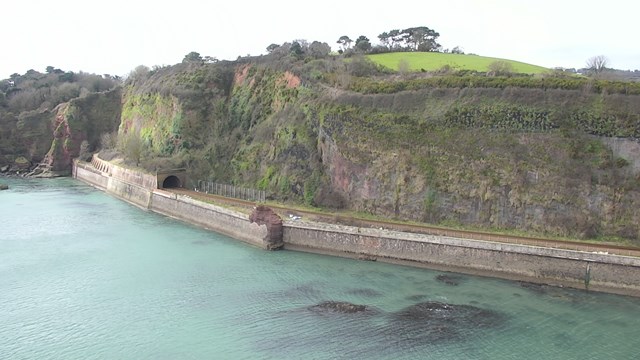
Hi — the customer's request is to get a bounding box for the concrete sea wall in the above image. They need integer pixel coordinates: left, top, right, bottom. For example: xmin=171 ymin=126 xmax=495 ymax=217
xmin=73 ymin=158 xmax=278 ymax=249
xmin=283 ymin=221 xmax=640 ymax=297
xmin=150 ymin=190 xmax=271 ymax=249
xmin=73 ymin=158 xmax=640 ymax=297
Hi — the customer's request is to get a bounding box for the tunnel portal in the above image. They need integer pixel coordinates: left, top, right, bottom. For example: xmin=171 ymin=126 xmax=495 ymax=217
xmin=162 ymin=175 xmax=182 ymax=188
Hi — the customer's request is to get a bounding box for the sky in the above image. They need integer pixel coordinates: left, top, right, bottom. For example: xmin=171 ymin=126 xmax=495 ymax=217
xmin=3 ymin=0 xmax=639 ymax=79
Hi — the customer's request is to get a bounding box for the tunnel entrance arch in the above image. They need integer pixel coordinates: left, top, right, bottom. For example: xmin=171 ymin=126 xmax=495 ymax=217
xmin=162 ymin=175 xmax=181 ymax=188
xmin=156 ymin=168 xmax=187 ymax=190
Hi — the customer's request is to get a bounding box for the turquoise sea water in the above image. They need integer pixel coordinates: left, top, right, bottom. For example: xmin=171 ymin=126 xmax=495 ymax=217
xmin=1 ymin=178 xmax=639 ymax=360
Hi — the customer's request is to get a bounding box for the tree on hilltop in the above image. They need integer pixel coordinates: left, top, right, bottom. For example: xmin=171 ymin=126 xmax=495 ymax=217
xmin=203 ymin=56 xmax=218 ymax=63
xmin=309 ymin=41 xmax=331 ymax=58
xmin=388 ymin=29 xmax=402 ymax=49
xmin=586 ymin=55 xmax=609 ymax=75
xmin=378 ymin=31 xmax=392 ymax=49
xmin=451 ymin=46 xmax=464 ymax=54
xmin=290 ymin=41 xmax=304 ymax=59
xmin=337 ymin=35 xmax=353 ymax=51
xmin=403 ymin=26 xmax=441 ymax=52
xmin=377 ymin=27 xmax=441 ymax=52
xmin=183 ymin=51 xmax=203 ymax=64
xmin=355 ymin=35 xmax=372 ymax=53
xmin=266 ymin=43 xmax=280 ymax=53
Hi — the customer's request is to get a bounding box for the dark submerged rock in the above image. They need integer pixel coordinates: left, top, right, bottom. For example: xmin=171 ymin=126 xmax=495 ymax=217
xmin=0 ymin=184 xmax=8 ymax=190
xmin=389 ymin=301 xmax=506 ymax=343
xmin=284 ymin=284 xmax=322 ymax=299
xmin=346 ymin=288 xmax=382 ymax=298
xmin=517 ymin=281 xmax=578 ymax=302
xmin=406 ymin=294 xmax=428 ymax=302
xmin=308 ymin=301 xmax=369 ymax=314
xmin=436 ymin=274 xmax=464 ymax=286
xmin=518 ymin=281 xmax=551 ymax=294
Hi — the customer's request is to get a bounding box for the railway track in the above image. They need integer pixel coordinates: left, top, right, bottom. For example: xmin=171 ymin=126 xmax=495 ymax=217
xmin=170 ymin=188 xmax=640 ymax=258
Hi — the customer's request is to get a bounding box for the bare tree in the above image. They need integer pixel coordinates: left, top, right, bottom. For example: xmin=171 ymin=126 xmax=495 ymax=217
xmin=586 ymin=55 xmax=609 ymax=75
xmin=487 ymin=61 xmax=513 ymax=76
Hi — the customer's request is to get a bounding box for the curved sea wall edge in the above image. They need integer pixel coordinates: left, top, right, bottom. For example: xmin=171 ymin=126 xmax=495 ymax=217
xmin=72 ymin=158 xmax=640 ymax=298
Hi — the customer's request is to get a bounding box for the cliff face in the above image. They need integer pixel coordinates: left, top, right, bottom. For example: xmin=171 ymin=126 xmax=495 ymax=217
xmin=39 ymin=89 xmax=122 ymax=175
xmin=0 ymin=88 xmax=121 ymax=175
xmin=116 ymin=60 xmax=640 ymax=243
xmin=314 ymin=88 xmax=640 ymax=241
xmin=0 ymin=69 xmax=120 ymax=174
xmin=320 ymin=123 xmax=640 ymax=240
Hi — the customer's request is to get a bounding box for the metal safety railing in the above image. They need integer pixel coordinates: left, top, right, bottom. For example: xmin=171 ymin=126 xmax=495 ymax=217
xmin=197 ymin=180 xmax=265 ymax=202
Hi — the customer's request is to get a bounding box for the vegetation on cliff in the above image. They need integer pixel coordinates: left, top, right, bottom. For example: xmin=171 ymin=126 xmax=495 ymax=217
xmin=0 ymin=68 xmax=120 ymax=174
xmin=3 ymin=34 xmax=640 ymax=244
xmin=105 ymin=44 xmax=640 ymax=244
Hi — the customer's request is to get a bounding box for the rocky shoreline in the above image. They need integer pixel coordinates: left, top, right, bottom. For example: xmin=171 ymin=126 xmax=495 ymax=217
xmin=1 ymin=155 xmax=38 ymax=177
xmin=0 ymin=159 xmax=68 ymax=178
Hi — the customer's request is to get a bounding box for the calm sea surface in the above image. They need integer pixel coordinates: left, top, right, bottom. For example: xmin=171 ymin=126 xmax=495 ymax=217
xmin=1 ymin=178 xmax=639 ymax=359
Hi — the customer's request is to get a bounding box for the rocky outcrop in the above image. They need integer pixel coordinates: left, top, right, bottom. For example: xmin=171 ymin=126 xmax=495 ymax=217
xmin=0 ymin=157 xmax=36 ymax=175
xmin=249 ymin=205 xmax=283 ymax=250
xmin=13 ymin=156 xmax=32 ymax=171
xmin=33 ymin=103 xmax=74 ymax=176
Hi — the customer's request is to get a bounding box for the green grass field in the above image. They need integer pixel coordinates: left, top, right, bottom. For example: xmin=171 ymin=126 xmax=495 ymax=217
xmin=368 ymin=52 xmax=549 ymax=74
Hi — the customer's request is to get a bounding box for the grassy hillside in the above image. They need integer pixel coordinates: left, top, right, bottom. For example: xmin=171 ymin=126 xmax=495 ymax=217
xmin=368 ymin=52 xmax=548 ymax=74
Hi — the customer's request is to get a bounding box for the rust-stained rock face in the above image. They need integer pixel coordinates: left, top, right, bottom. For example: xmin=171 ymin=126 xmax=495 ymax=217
xmin=40 ymin=103 xmax=76 ymax=174
xmin=249 ymin=206 xmax=284 ymax=250
xmin=25 ymin=89 xmax=122 ymax=177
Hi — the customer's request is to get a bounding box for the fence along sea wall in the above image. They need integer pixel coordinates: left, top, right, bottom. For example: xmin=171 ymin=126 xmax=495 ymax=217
xmin=197 ymin=180 xmax=265 ymax=202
